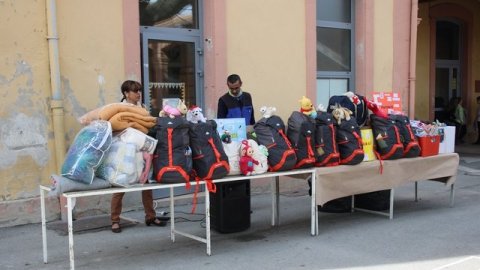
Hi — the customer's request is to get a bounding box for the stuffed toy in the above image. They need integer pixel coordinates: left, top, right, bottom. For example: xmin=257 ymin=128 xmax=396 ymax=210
xmin=186 ymin=105 xmax=207 ymax=123
xmin=364 ymin=98 xmax=389 ymax=119
xmin=345 ymin=91 xmax=361 ymax=105
xmin=159 ymin=99 xmax=188 ymax=118
xmin=259 ymin=106 xmax=277 ymax=119
xmin=330 ymin=103 xmax=353 ymax=124
xmin=239 ymin=140 xmax=259 ymax=176
xmin=299 ymin=96 xmax=317 ymax=119
xmin=317 ymin=103 xmax=327 ymax=112
xmin=221 ymin=130 xmax=232 ymax=144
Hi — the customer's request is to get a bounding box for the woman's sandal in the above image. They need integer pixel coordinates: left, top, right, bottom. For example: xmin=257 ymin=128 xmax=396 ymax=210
xmin=111 ymin=222 xmax=122 ymax=233
xmin=145 ymin=217 xmax=167 ymax=227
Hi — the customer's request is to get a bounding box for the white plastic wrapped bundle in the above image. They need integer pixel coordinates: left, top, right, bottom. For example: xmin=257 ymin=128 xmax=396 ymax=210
xmin=61 ymin=120 xmax=112 ymax=184
xmin=222 ymin=141 xmax=241 ymax=175
xmin=245 ymin=139 xmax=269 ymax=175
xmin=96 ymin=138 xmax=145 ymax=187
xmin=116 ymin=127 xmax=157 ymax=154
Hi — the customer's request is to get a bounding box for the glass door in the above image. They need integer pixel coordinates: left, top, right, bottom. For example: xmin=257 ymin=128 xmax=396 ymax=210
xmin=141 ymin=32 xmax=203 ymax=199
xmin=434 ymin=64 xmax=459 ymax=122
xmin=141 ymin=32 xmax=203 ymax=116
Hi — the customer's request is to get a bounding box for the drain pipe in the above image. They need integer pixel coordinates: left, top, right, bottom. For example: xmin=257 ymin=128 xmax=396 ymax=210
xmin=46 ymin=0 xmax=66 ymax=172
xmin=408 ymin=0 xmax=419 ymax=119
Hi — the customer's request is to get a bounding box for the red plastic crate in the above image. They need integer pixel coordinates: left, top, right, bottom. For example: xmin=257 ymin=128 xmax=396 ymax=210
xmin=418 ymin=135 xmax=440 ymax=157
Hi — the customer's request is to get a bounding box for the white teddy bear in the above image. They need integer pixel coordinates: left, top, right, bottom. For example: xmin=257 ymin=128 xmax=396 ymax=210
xmin=186 ymin=105 xmax=207 ymax=123
xmin=317 ymin=103 xmax=327 ymax=112
xmin=259 ymin=106 xmax=277 ymax=119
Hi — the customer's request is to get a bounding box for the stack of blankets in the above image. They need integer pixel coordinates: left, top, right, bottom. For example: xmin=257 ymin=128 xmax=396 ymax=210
xmin=79 ymin=103 xmax=156 ymax=134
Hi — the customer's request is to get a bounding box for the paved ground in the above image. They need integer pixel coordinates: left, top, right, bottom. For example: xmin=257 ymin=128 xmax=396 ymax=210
xmin=1 ymin=144 xmax=479 ymax=270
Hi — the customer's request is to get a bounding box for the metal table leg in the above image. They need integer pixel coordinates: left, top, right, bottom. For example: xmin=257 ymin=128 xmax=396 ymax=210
xmin=271 ymin=176 xmax=280 ymax=226
xmin=389 ymin=189 xmax=394 ymax=220
xmin=415 ymin=181 xmax=418 ymax=202
xmin=205 ymin=186 xmax=211 ymax=256
xmin=450 ymin=183 xmax=455 ymax=207
xmin=170 ymin=187 xmax=175 ymax=242
xmin=67 ymin=197 xmax=75 ymax=270
xmin=311 ymin=171 xmax=318 ymax=236
xmin=40 ymin=187 xmax=48 ymax=264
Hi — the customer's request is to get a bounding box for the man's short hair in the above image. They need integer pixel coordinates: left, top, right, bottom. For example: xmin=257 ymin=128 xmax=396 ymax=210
xmin=227 ymin=74 xmax=242 ymax=84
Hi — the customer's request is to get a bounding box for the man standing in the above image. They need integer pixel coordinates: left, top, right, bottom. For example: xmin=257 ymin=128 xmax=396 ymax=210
xmin=212 ymin=74 xmax=253 ymax=233
xmin=217 ymin=74 xmax=255 ymax=127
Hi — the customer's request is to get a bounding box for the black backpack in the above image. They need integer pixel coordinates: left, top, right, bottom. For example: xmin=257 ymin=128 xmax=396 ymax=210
xmin=328 ymin=94 xmax=368 ymax=127
xmin=153 ymin=117 xmax=192 ymax=185
xmin=287 ymin=111 xmax=316 ymax=169
xmin=370 ymin=114 xmax=405 ymax=160
xmin=314 ymin=112 xmax=340 ymax=167
xmin=390 ymin=114 xmax=421 ymax=158
xmin=189 ymin=120 xmax=230 ymax=180
xmin=254 ymin=115 xmax=297 ymax=171
xmin=336 ymin=117 xmax=364 ymax=165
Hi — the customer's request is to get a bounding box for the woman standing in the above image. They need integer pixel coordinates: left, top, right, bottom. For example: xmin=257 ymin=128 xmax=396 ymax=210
xmin=111 ymin=80 xmax=166 ymax=233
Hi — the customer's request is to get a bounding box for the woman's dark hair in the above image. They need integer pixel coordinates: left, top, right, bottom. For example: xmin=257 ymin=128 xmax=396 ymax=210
xmin=120 ymin=80 xmax=142 ymax=102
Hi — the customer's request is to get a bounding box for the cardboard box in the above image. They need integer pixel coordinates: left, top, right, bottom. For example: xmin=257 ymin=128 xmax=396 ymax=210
xmin=438 ymin=126 xmax=455 ymax=154
xmin=418 ymin=135 xmax=440 ymax=157
xmin=214 ymin=118 xmax=247 ymax=142
xmin=361 ymin=128 xmax=376 ymax=161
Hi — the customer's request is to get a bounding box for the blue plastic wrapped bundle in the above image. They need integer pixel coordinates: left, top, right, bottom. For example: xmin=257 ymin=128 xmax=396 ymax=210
xmin=61 ymin=120 xmax=113 ymax=184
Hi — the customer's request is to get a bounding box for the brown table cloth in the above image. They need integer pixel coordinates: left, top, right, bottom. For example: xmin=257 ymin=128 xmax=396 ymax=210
xmin=315 ymin=153 xmax=459 ymax=206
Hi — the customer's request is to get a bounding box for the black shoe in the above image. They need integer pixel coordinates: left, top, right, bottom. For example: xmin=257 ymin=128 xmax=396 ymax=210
xmin=318 ymin=197 xmax=352 ymax=213
xmin=145 ymin=217 xmax=167 ymax=227
xmin=111 ymin=222 xmax=121 ymax=233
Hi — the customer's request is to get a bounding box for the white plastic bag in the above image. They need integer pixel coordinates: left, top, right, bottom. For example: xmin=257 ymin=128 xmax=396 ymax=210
xmin=96 ymin=138 xmax=145 ymax=187
xmin=246 ymin=139 xmax=269 ymax=175
xmin=116 ymin=127 xmax=158 ymax=154
xmin=222 ymin=141 xmax=241 ymax=175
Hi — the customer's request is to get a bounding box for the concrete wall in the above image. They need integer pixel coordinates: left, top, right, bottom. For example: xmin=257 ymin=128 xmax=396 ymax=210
xmin=0 ymin=0 xmax=58 ymax=226
xmin=225 ymin=0 xmax=307 ymax=121
xmin=416 ymin=3 xmax=431 ymax=120
xmin=0 ymin=0 xmax=127 ymax=227
xmin=373 ymin=0 xmax=394 ymax=92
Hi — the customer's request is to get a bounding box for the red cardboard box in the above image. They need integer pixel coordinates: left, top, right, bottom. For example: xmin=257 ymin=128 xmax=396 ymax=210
xmin=418 ymin=135 xmax=440 ymax=157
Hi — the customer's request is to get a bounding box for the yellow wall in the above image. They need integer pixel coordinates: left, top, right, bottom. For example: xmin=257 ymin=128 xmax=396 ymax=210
xmin=0 ymin=0 xmax=56 ymax=202
xmin=415 ymin=5 xmax=431 ymax=120
xmin=225 ymin=0 xmax=307 ymax=120
xmin=57 ymin=1 xmax=126 ymax=139
xmin=0 ymin=0 xmax=125 ymax=223
xmin=373 ymin=0 xmax=394 ymax=92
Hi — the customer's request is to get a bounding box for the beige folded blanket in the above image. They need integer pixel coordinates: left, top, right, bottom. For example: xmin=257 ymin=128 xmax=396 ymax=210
xmin=79 ymin=103 xmax=150 ymax=125
xmin=109 ymin=112 xmax=156 ymax=134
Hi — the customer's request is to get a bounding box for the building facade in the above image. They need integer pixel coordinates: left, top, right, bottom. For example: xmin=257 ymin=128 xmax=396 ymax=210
xmin=0 ymin=0 xmax=479 ymax=227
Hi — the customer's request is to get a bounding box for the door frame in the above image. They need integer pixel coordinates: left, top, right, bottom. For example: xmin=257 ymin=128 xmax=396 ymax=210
xmin=428 ymin=4 xmax=473 ymax=121
xmin=139 ymin=26 xmax=204 ymax=198
xmin=140 ymin=27 xmax=204 ymax=111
